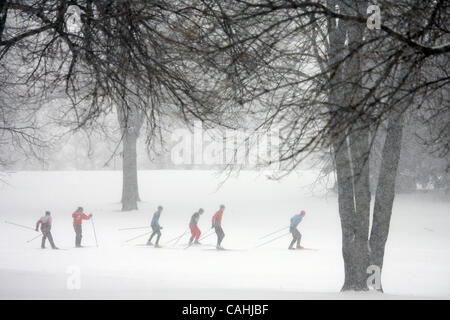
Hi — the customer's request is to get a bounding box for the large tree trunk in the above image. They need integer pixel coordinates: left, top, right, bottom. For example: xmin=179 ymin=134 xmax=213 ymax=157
xmin=345 ymin=0 xmax=370 ymax=290
xmin=328 ymin=0 xmax=371 ymax=291
xmin=327 ymin=0 xmax=359 ymax=291
xmin=121 ymin=126 xmax=140 ymax=211
xmin=333 ymin=136 xmax=358 ymax=291
xmin=369 ymin=108 xmax=405 ymax=292
xmin=117 ymin=102 xmax=143 ymax=211
xmin=113 ymin=2 xmax=144 ymax=212
xmin=349 ymin=127 xmax=371 ymax=290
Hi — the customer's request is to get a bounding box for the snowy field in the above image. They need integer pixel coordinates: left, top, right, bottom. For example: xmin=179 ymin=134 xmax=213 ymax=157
xmin=0 ymin=170 xmax=449 ymax=299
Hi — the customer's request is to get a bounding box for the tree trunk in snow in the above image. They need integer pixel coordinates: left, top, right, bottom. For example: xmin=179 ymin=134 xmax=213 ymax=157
xmin=332 ymin=136 xmax=358 ymax=290
xmin=117 ymin=103 xmax=143 ymax=211
xmin=327 ymin=0 xmax=359 ymax=291
xmin=121 ymin=127 xmax=140 ymax=211
xmin=369 ymin=109 xmax=405 ymax=291
xmin=349 ymin=127 xmax=371 ymax=290
xmin=328 ymin=0 xmax=371 ymax=291
xmin=345 ymin=0 xmax=370 ymax=290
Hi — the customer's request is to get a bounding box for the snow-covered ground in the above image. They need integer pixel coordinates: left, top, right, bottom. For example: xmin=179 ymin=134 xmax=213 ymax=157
xmin=0 ymin=170 xmax=449 ymax=299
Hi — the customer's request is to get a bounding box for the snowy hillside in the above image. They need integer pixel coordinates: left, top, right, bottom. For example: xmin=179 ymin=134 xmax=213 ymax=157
xmin=0 ymin=170 xmax=449 ymax=299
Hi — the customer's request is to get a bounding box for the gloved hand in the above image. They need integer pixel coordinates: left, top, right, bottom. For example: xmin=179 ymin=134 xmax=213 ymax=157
xmin=35 ymin=227 xmax=38 ymax=232
xmin=89 ymin=214 xmax=93 ymax=217
xmin=160 ymin=226 xmax=163 ymax=230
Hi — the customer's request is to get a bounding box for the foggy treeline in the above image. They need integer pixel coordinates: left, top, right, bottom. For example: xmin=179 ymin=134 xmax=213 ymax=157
xmin=4 ymin=116 xmax=449 ymax=196
xmin=1 ymin=0 xmax=449 ymax=291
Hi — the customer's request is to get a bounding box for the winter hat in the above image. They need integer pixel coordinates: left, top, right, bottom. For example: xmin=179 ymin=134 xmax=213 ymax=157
xmin=300 ymin=210 xmax=306 ymax=216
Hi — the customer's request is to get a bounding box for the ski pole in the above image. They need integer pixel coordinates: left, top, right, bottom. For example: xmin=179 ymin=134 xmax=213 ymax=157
xmin=165 ymin=229 xmax=188 ymax=245
xmin=255 ymin=232 xmax=290 ymax=248
xmin=198 ymin=229 xmax=212 ymax=241
xmin=5 ymin=220 xmax=38 ymax=232
xmin=125 ymin=231 xmax=152 ymax=243
xmin=118 ymin=226 xmax=149 ymax=231
xmin=173 ymin=230 xmax=187 ymax=246
xmin=91 ymin=217 xmax=99 ymax=247
xmin=199 ymin=229 xmax=215 ymax=241
xmin=26 ymin=233 xmax=42 ymax=243
xmin=258 ymin=226 xmax=289 ymax=240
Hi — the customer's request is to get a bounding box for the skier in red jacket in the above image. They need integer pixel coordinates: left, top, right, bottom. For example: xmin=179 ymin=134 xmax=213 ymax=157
xmin=72 ymin=207 xmax=92 ymax=247
xmin=211 ymin=205 xmax=225 ymax=250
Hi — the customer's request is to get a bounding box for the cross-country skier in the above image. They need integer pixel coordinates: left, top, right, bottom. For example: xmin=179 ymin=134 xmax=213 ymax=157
xmin=288 ymin=210 xmax=306 ymax=250
xmin=35 ymin=211 xmax=58 ymax=249
xmin=211 ymin=205 xmax=225 ymax=250
xmin=147 ymin=206 xmax=163 ymax=248
xmin=72 ymin=207 xmax=92 ymax=248
xmin=189 ymin=208 xmax=204 ymax=245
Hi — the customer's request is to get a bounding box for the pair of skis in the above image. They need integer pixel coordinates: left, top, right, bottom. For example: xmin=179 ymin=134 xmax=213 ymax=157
xmin=37 ymin=246 xmax=98 ymax=251
xmin=255 ymin=226 xmax=317 ymax=251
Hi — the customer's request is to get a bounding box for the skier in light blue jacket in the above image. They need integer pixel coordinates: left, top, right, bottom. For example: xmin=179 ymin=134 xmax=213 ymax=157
xmin=289 ymin=210 xmax=306 ymax=250
xmin=147 ymin=206 xmax=163 ymax=247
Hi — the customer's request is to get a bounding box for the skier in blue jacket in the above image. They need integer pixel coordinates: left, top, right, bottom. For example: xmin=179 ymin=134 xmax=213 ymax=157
xmin=147 ymin=206 xmax=163 ymax=247
xmin=289 ymin=210 xmax=306 ymax=250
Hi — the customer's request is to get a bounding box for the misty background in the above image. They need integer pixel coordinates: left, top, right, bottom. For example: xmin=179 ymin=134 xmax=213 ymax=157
xmin=0 ymin=0 xmax=449 ymax=297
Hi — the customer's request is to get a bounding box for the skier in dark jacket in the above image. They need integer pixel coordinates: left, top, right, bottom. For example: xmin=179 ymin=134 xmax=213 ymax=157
xmin=189 ymin=208 xmax=204 ymax=245
xmin=211 ymin=205 xmax=225 ymax=250
xmin=289 ymin=210 xmax=306 ymax=250
xmin=35 ymin=211 xmax=58 ymax=249
xmin=147 ymin=206 xmax=163 ymax=247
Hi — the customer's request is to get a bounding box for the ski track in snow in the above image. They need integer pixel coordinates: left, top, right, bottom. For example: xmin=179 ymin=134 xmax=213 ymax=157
xmin=0 ymin=170 xmax=449 ymax=299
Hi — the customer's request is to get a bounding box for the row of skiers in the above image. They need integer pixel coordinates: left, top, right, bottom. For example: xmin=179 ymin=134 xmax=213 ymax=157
xmin=143 ymin=205 xmax=306 ymax=250
xmin=36 ymin=205 xmax=306 ymax=250
xmin=146 ymin=205 xmax=226 ymax=249
xmin=35 ymin=207 xmax=92 ymax=249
